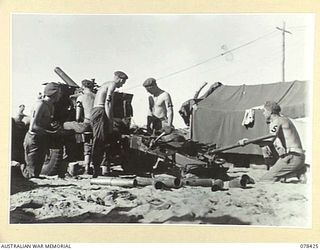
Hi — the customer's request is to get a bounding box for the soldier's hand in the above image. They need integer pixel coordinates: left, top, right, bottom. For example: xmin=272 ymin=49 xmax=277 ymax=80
xmin=162 ymin=126 xmax=173 ymax=135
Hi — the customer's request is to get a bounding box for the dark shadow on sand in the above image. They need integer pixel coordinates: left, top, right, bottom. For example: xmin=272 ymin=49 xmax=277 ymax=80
xmin=10 ymin=176 xmax=38 ymax=195
xmin=162 ymin=214 xmax=250 ymax=225
xmin=10 ymin=207 xmax=142 ymax=224
xmin=10 ymin=204 xmax=250 ymax=225
xmin=35 ymin=183 xmax=78 ymax=188
xmin=10 ymin=207 xmax=38 ymax=224
xmin=10 ymin=176 xmax=77 ymax=195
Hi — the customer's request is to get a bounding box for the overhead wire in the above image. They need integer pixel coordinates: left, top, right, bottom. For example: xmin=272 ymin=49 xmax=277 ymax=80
xmin=193 ymin=30 xmax=283 ymax=83
xmin=203 ymin=48 xmax=283 ymax=81
xmin=219 ymin=47 xmax=285 ymax=84
xmin=157 ymin=30 xmax=279 ymax=81
xmin=197 ymin=32 xmax=283 ymax=76
xmin=171 ymin=27 xmax=305 ymax=84
xmin=123 ymin=29 xmax=280 ymax=91
xmin=286 ymin=25 xmax=307 ymax=29
xmin=220 ymin=31 xmax=309 ymax=85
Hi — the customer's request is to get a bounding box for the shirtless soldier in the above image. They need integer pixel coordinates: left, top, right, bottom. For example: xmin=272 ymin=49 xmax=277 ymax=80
xmin=142 ymin=78 xmax=174 ymax=132
xmin=239 ymin=101 xmax=306 ymax=182
xmin=22 ymin=82 xmax=63 ymax=178
xmin=14 ymin=104 xmax=28 ymax=123
xmin=91 ymin=71 xmax=128 ymax=178
xmin=63 ymin=79 xmax=96 ymax=173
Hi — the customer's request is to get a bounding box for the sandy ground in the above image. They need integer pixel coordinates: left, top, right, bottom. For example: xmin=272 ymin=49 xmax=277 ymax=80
xmin=10 ymin=164 xmax=311 ymax=226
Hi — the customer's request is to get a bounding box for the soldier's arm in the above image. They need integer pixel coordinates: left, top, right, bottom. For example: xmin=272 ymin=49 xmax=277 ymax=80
xmin=164 ymin=92 xmax=174 ymax=127
xmin=147 ymin=96 xmax=153 ymax=117
xmin=239 ymin=121 xmax=279 ymax=147
xmin=76 ymin=95 xmax=83 ymax=122
xmin=105 ymin=83 xmax=116 ymax=119
xmin=147 ymin=96 xmax=154 ymax=130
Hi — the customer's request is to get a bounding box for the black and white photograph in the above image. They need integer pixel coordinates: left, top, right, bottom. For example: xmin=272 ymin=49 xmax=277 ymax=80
xmin=10 ymin=13 xmax=314 ymax=227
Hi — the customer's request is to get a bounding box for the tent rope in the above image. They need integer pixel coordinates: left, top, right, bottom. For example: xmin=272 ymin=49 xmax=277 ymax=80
xmin=277 ymin=80 xmax=297 ymax=104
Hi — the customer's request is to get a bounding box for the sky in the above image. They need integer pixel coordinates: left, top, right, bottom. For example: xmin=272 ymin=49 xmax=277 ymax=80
xmin=11 ymin=14 xmax=315 ymax=128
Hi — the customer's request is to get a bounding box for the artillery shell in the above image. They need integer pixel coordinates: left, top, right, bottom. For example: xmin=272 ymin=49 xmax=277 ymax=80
xmin=228 ymin=174 xmax=255 ymax=188
xmin=136 ymin=177 xmax=154 ymax=186
xmin=211 ymin=179 xmax=224 ymax=191
xmin=183 ymin=178 xmax=213 ymax=187
xmin=90 ymin=177 xmax=137 ymax=188
xmin=153 ymin=177 xmax=181 ymax=189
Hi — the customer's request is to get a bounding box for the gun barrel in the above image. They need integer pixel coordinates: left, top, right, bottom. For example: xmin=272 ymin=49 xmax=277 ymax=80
xmin=54 ymin=67 xmax=79 ymax=88
xmin=209 ymin=134 xmax=275 ymax=155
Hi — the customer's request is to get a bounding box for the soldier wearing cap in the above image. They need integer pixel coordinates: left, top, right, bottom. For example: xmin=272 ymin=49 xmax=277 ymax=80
xmin=76 ymin=80 xmax=96 ymax=124
xmin=238 ymin=101 xmax=306 ymax=182
xmin=63 ymin=79 xmax=96 ymax=174
xmin=90 ymin=71 xmax=128 ymax=177
xmin=143 ymin=77 xmax=174 ymax=132
xmin=21 ymin=82 xmax=63 ymax=178
xmin=64 ymin=79 xmax=96 ymax=129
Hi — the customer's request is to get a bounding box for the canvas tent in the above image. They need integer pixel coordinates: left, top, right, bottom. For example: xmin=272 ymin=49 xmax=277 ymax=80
xmin=190 ymin=80 xmax=309 ymax=156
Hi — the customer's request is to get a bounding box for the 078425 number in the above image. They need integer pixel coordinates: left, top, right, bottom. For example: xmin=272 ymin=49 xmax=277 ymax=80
xmin=300 ymin=244 xmax=319 ymax=248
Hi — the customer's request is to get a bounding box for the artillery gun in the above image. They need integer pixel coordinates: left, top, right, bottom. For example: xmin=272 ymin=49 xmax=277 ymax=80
xmin=41 ymin=67 xmax=134 ymax=176
xmin=40 ymin=67 xmax=270 ymax=181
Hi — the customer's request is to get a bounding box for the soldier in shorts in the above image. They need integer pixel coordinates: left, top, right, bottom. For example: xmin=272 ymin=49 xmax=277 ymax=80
xmin=239 ymin=101 xmax=306 ymax=182
xmin=22 ymin=82 xmax=63 ymax=178
xmin=63 ymin=79 xmax=96 ymax=173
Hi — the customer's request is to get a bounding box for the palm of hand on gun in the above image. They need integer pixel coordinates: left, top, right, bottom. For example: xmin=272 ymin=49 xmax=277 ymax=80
xmin=148 ymin=126 xmax=173 ymax=149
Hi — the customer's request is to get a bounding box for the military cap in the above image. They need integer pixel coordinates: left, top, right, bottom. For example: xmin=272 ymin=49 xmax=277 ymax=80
xmin=81 ymin=79 xmax=95 ymax=89
xmin=43 ymin=82 xmax=61 ymax=97
xmin=143 ymin=77 xmax=157 ymax=88
xmin=114 ymin=71 xmax=128 ymax=80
